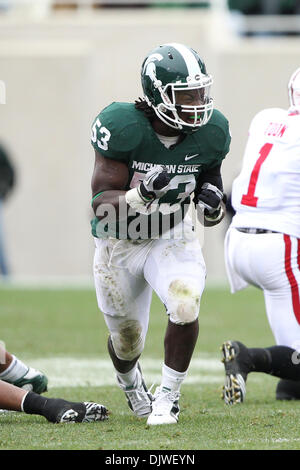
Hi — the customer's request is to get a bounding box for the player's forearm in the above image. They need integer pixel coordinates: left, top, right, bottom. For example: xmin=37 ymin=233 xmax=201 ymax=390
xmin=92 ymin=186 xmax=156 ymax=220
xmin=92 ymin=190 xmax=127 ymax=220
xmin=92 ymin=166 xmax=170 ymax=220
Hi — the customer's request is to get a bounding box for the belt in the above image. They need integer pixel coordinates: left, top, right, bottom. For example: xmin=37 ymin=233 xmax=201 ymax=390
xmin=236 ymin=227 xmax=278 ymax=234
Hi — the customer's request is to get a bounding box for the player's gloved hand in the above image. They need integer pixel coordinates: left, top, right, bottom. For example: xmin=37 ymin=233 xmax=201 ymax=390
xmin=125 ymin=165 xmax=170 ymax=213
xmin=138 ymin=165 xmax=170 ymax=203
xmin=195 ymin=182 xmax=226 ymax=226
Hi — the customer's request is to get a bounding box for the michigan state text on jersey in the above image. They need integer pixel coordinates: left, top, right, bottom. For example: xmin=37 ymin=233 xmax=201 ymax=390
xmin=90 ymin=43 xmax=231 ymax=426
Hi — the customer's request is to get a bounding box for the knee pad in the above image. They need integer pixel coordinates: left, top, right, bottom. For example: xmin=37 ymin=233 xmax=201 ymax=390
xmin=167 ymin=279 xmax=201 ymax=325
xmin=111 ymin=319 xmax=144 ymax=361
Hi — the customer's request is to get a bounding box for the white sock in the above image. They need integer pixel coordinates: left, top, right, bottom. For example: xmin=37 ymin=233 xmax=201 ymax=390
xmin=161 ymin=363 xmax=187 ymax=393
xmin=117 ymin=364 xmax=138 ymax=387
xmin=0 ymin=355 xmax=29 ymax=383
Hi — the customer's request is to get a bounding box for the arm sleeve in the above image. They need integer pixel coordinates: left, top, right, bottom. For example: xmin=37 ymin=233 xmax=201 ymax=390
xmin=195 ymin=164 xmax=224 ymax=193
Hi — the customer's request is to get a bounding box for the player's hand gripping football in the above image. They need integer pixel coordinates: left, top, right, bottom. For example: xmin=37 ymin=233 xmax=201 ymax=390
xmin=125 ymin=165 xmax=170 ymax=213
xmin=195 ymin=182 xmax=226 ymax=226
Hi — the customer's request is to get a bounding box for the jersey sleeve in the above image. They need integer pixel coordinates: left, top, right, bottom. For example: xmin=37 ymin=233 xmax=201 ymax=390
xmin=208 ymin=110 xmax=231 ymax=165
xmin=91 ymin=103 xmax=143 ymax=163
xmin=197 ymin=109 xmax=231 ymax=171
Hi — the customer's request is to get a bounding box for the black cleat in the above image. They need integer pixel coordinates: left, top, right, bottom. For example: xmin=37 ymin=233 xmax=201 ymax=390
xmin=221 ymin=340 xmax=252 ymax=405
xmin=44 ymin=399 xmax=108 ymax=423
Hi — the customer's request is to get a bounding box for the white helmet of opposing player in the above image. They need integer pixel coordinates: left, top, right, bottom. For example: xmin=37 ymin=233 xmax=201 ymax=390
xmin=288 ymin=67 xmax=300 ymax=108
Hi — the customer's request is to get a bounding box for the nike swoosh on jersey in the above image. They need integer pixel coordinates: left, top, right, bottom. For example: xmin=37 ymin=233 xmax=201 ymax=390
xmin=185 ymin=154 xmax=199 ymax=161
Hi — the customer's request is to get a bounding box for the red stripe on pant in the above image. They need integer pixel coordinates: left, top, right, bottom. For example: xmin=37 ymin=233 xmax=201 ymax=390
xmin=284 ymin=234 xmax=300 ymax=324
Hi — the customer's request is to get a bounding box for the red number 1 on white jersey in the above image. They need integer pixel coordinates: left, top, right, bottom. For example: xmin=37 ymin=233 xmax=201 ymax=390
xmin=241 ymin=143 xmax=273 ymax=207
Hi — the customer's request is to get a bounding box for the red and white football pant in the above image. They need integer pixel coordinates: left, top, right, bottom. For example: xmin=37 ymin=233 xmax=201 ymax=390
xmin=225 ymin=227 xmax=300 ymax=348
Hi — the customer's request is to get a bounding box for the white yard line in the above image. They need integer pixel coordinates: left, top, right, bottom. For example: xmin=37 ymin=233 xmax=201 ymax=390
xmin=27 ymin=356 xmax=225 ymax=387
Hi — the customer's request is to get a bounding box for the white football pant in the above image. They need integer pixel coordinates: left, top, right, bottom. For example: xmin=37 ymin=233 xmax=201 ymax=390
xmin=225 ymin=227 xmax=300 ymax=348
xmin=93 ymin=225 xmax=206 ymax=361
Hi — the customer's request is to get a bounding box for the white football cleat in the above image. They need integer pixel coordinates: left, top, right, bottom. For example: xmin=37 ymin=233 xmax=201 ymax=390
xmin=117 ymin=364 xmax=152 ymax=418
xmin=147 ymin=386 xmax=180 ymax=425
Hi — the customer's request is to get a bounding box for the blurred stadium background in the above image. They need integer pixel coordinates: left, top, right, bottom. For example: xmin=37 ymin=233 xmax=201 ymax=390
xmin=0 ymin=0 xmax=299 ymax=285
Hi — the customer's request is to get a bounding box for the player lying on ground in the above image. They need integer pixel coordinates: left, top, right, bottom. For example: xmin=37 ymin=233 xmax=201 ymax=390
xmin=0 ymin=380 xmax=108 ymax=423
xmin=221 ymin=67 xmax=300 ymax=404
xmin=0 ymin=348 xmax=48 ymax=394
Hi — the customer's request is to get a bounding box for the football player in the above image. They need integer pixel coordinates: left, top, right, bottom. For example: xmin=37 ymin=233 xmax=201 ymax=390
xmin=91 ymin=43 xmax=231 ymax=425
xmin=0 ymin=379 xmax=108 ymax=423
xmin=0 ymin=347 xmax=48 ymax=394
xmin=222 ymin=67 xmax=300 ymax=404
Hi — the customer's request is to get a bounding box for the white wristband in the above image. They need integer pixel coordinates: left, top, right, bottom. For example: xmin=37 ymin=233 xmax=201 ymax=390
xmin=125 ymin=187 xmax=151 ymax=214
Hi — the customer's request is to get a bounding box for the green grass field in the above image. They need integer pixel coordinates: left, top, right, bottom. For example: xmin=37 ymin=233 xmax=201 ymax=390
xmin=1 ymin=284 xmax=299 ymax=451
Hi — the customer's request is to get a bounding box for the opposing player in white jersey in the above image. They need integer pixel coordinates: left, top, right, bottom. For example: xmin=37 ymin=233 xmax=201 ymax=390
xmin=221 ymin=68 xmax=300 ymax=404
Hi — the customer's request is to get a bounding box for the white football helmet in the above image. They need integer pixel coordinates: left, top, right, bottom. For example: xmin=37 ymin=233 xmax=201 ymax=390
xmin=288 ymin=67 xmax=300 ymax=108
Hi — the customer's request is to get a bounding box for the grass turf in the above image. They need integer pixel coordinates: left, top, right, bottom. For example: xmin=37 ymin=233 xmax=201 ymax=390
xmin=0 ymin=285 xmax=298 ymax=451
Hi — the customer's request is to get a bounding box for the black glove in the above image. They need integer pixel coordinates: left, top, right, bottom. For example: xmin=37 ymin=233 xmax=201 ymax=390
xmin=138 ymin=165 xmax=170 ymax=203
xmin=196 ymin=182 xmax=223 ymax=213
xmin=195 ymin=183 xmax=226 ymax=226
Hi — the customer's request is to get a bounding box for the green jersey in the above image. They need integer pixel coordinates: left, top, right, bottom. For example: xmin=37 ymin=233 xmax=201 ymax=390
xmin=91 ymin=102 xmax=230 ymax=239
